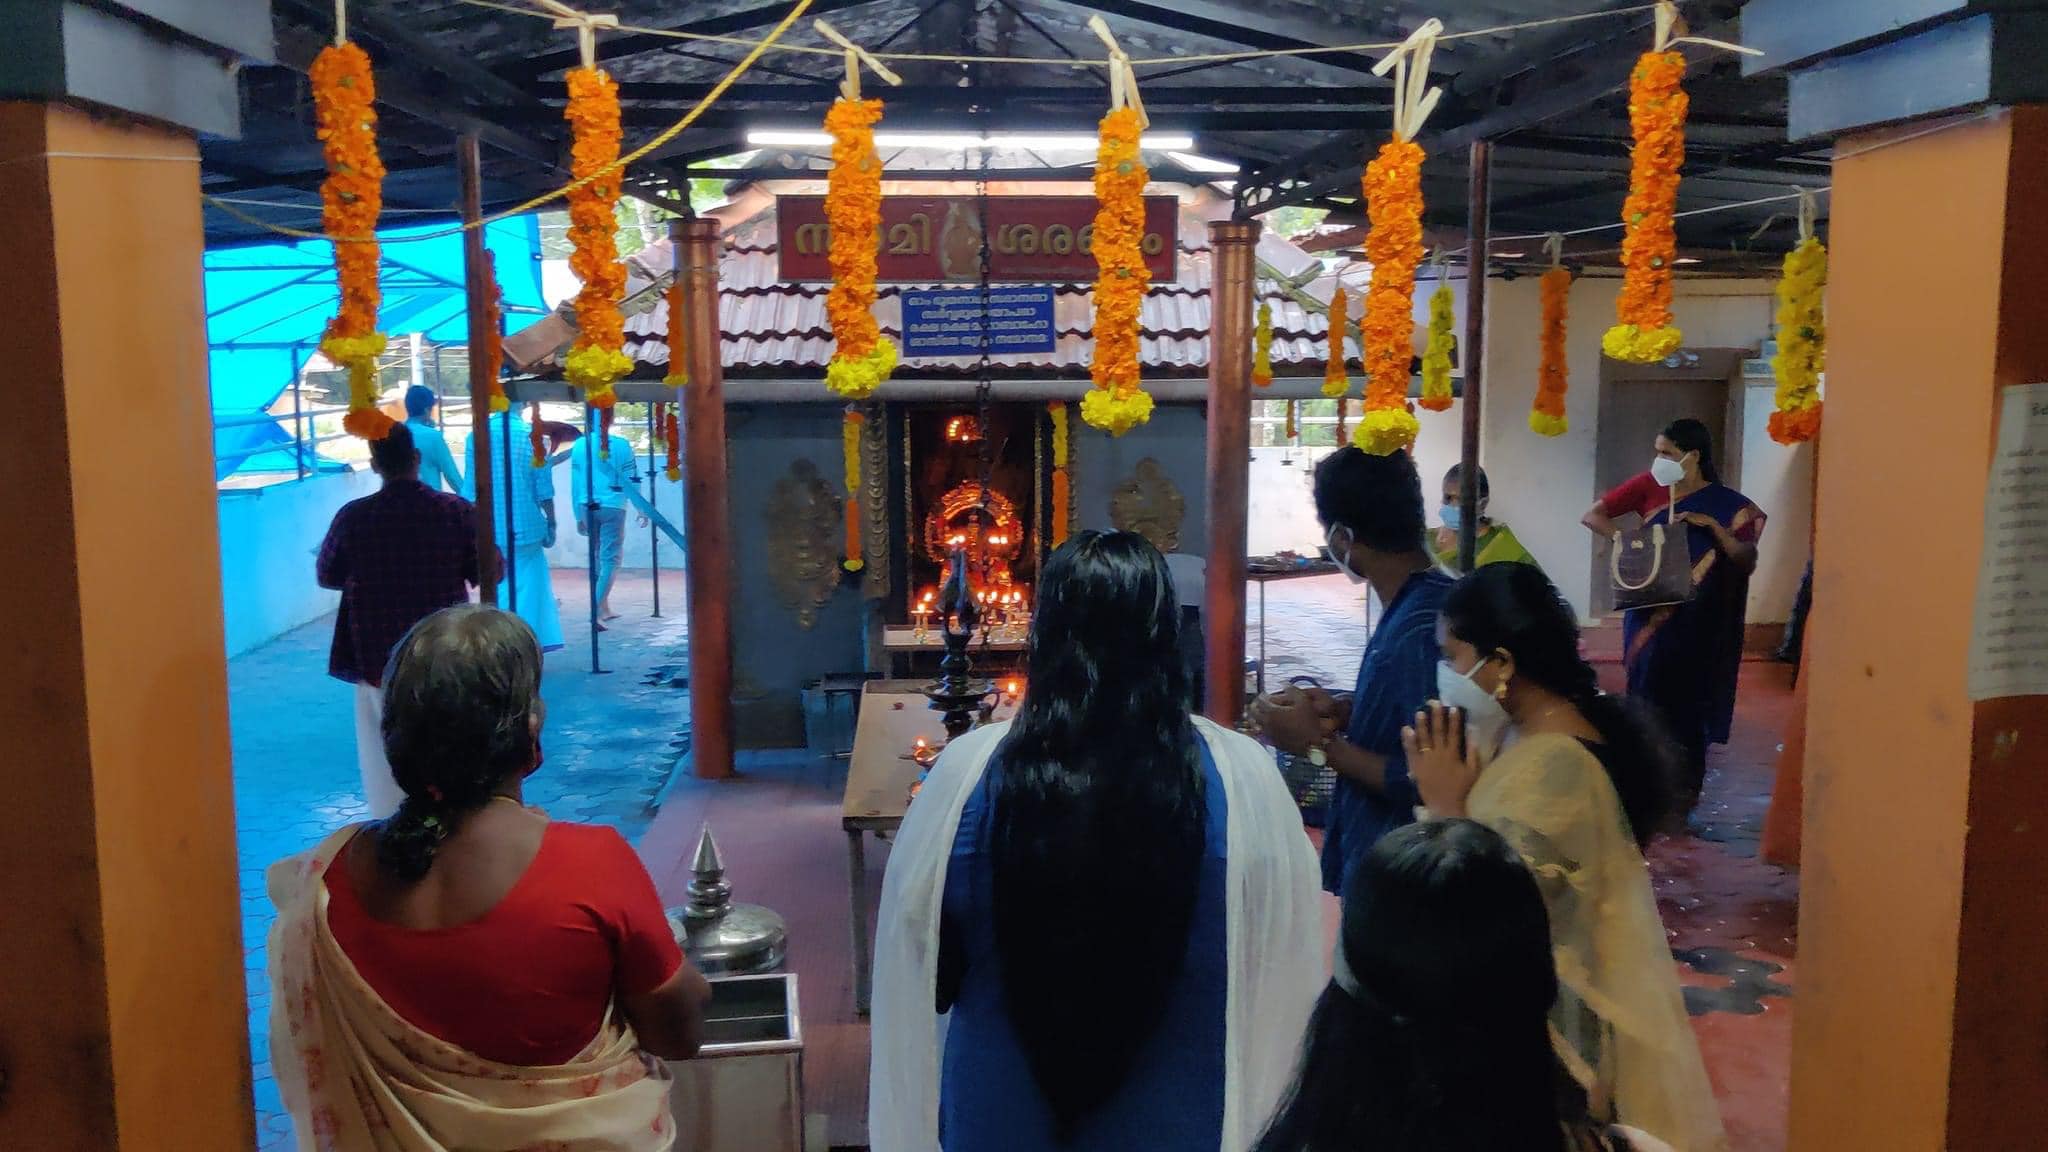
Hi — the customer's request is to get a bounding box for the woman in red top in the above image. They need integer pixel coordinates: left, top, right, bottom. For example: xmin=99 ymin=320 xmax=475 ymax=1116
xmin=268 ymin=604 xmax=709 ymax=1149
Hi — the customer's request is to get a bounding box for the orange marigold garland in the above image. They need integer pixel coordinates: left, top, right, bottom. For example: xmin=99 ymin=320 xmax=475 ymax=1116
xmin=480 ymin=250 xmax=508 ymax=413
xmin=663 ymin=262 xmax=688 ymax=388
xmin=824 ymin=97 xmax=896 ymax=399
xmin=1354 ymin=137 xmax=1426 ymax=453
xmin=1334 ymin=398 xmax=1349 ymax=444
xmin=1531 ymin=260 xmax=1572 ymax=436
xmin=313 ymin=42 xmax=392 ymax=440
xmin=1049 ymin=402 xmax=1071 ymax=546
xmin=663 ymin=404 xmax=682 ymax=482
xmin=1322 ymin=286 xmax=1351 ymax=398
xmin=1285 ymin=400 xmax=1299 ymax=441
xmin=563 ymin=66 xmax=632 ymax=410
xmin=529 ymin=402 xmax=546 ymax=468
xmin=842 ymin=407 xmax=865 ymax=573
xmin=1083 ymin=106 xmax=1153 ymax=436
xmin=1603 ymin=47 xmax=1688 ymax=363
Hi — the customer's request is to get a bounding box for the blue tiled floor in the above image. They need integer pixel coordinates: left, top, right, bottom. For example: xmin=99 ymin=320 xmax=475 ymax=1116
xmin=233 ymin=571 xmax=688 ymax=1149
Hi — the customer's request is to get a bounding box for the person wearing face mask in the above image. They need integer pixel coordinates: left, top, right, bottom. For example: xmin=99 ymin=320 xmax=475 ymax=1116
xmin=1398 ymin=564 xmax=1724 ymax=1152
xmin=1580 ymin=418 xmax=1765 ymax=809
xmin=1252 ymin=447 xmax=1452 ymax=894
xmin=1434 ymin=463 xmax=1539 ymax=573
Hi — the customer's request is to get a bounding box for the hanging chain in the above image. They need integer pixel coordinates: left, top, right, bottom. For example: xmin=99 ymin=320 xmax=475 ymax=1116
xmin=974 ymin=144 xmax=994 ymax=507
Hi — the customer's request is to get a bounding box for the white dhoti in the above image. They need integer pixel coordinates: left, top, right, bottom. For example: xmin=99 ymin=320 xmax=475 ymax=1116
xmin=354 ymin=682 xmax=403 ymax=820
xmin=497 ymin=542 xmax=563 ymax=652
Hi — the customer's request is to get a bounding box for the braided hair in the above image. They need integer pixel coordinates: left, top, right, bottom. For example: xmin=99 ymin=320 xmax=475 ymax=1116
xmin=1441 ymin=563 xmax=1680 ymax=846
xmin=374 ymin=605 xmax=544 ymax=881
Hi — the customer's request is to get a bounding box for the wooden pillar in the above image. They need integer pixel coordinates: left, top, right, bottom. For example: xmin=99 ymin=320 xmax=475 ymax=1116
xmin=1790 ymin=106 xmax=2048 ymax=1150
xmin=1204 ymin=219 xmax=1260 ymax=723
xmin=0 ymin=102 xmax=251 ymax=1149
xmin=679 ymin=217 xmax=735 ymax=778
xmin=458 ymin=134 xmax=497 ymax=604
xmin=1456 ymin=141 xmax=1491 ymax=572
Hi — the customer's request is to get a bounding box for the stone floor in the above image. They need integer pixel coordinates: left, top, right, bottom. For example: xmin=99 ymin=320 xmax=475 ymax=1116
xmin=233 ymin=569 xmax=689 ymax=1150
xmin=234 ymin=569 xmax=1799 ymax=1150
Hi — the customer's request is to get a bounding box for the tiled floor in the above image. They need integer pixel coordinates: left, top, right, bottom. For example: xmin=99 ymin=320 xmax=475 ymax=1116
xmin=234 ymin=569 xmax=1799 ymax=1150
xmin=232 ymin=570 xmax=689 ymax=1149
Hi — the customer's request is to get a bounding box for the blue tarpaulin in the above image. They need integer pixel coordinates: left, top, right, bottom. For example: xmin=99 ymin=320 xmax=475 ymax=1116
xmin=205 ymin=216 xmax=546 ymax=478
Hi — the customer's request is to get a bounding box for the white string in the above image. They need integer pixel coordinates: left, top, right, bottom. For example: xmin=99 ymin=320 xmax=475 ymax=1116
xmin=335 ymin=0 xmax=347 ymax=46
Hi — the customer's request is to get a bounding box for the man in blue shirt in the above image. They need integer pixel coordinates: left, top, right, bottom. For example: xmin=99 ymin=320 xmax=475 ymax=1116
xmin=570 ymin=423 xmax=641 ymax=625
xmin=1256 ymin=447 xmax=1450 ymax=894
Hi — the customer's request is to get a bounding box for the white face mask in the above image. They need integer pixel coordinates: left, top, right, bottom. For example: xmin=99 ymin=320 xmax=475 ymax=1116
xmin=1326 ymin=525 xmax=1366 ymax=585
xmin=1649 ymin=454 xmax=1689 ymax=487
xmin=1435 ymin=657 xmax=1510 ymax=759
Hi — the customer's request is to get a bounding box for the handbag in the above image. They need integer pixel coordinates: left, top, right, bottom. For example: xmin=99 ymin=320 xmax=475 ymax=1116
xmin=1610 ymin=490 xmax=1695 ymax=612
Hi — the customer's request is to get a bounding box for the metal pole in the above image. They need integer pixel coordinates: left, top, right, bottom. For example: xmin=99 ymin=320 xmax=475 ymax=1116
xmin=291 ymin=355 xmax=307 ymax=482
xmin=458 ymin=134 xmax=499 ymax=604
xmin=501 ymin=406 xmax=517 ymax=611
xmin=1458 ymin=140 xmax=1492 ymax=575
xmin=584 ymin=403 xmax=605 ymax=674
xmin=648 ymin=401 xmax=661 ymax=617
xmin=1204 ymin=218 xmax=1261 ymax=724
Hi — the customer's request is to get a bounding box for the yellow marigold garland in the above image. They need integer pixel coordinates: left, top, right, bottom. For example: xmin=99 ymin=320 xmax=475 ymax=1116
xmin=313 ymin=42 xmax=392 ymax=440
xmin=663 ymin=404 xmax=682 ymax=482
xmin=663 ymin=263 xmax=688 ymax=388
xmin=1531 ymin=266 xmax=1572 ymax=436
xmin=1418 ymin=280 xmax=1455 ymax=412
xmin=1603 ymin=50 xmax=1688 ymax=364
xmin=842 ymin=407 xmax=865 ymax=572
xmin=1323 ymin=286 xmax=1351 ymax=398
xmin=564 ymin=67 xmax=631 ymax=408
xmin=1355 ymin=138 xmax=1425 ymax=454
xmin=1252 ymin=301 xmax=1274 ymax=388
xmin=1049 ymin=402 xmax=1071 ymax=546
xmin=1083 ymin=106 xmax=1153 ymax=436
xmin=480 ymin=250 xmax=508 ymax=413
xmin=824 ymin=97 xmax=897 ymax=399
xmin=1769 ymin=236 xmax=1826 ymax=444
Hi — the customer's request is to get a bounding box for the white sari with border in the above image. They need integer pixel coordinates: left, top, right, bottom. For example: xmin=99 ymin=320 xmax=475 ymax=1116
xmin=869 ymin=716 xmax=1325 ymax=1152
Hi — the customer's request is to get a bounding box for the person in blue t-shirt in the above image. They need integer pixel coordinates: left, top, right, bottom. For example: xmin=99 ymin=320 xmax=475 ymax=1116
xmin=570 ymin=427 xmax=642 ymax=626
xmin=1253 ymin=447 xmax=1451 ymax=895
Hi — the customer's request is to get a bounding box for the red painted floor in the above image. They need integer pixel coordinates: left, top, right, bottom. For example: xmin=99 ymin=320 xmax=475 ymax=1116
xmin=640 ymin=576 xmax=1801 ymax=1150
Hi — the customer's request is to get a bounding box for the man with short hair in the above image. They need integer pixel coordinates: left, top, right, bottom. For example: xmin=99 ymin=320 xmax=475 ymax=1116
xmin=1253 ymin=447 xmax=1451 ymax=894
xmin=317 ymin=422 xmax=485 ymax=818
xmin=571 ymin=424 xmax=641 ymax=625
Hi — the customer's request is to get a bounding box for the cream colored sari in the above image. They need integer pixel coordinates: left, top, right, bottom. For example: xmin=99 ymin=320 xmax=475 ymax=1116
xmin=1465 ymin=733 xmax=1727 ymax=1152
xmin=267 ymin=827 xmax=676 ymax=1151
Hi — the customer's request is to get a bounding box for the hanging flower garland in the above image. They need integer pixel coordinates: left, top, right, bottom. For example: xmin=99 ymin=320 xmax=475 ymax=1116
xmin=312 ymin=41 xmax=392 ymax=441
xmin=563 ymin=66 xmax=632 ymax=413
xmin=663 ymin=262 xmax=688 ymax=388
xmin=1531 ymin=236 xmax=1571 ymax=436
xmin=1417 ymin=266 xmax=1455 ymax=412
xmin=1323 ymin=285 xmax=1351 ymax=399
xmin=1084 ymin=104 xmax=1153 ymax=435
xmin=663 ymin=404 xmax=682 ymax=482
xmin=1285 ymin=400 xmax=1299 ymax=441
xmin=842 ymin=407 xmax=865 ymax=572
xmin=1049 ymin=402 xmax=1071 ymax=546
xmin=1335 ymin=398 xmax=1349 ymax=444
xmin=1769 ymin=194 xmax=1826 ymax=444
xmin=823 ymin=95 xmax=896 ymax=399
xmin=1602 ymin=47 xmax=1687 ymax=363
xmin=1252 ymin=301 xmax=1274 ymax=388
xmin=480 ymin=250 xmax=508 ymax=413
xmin=1354 ymin=21 xmax=1441 ymax=455
xmin=529 ymin=402 xmax=546 ymax=468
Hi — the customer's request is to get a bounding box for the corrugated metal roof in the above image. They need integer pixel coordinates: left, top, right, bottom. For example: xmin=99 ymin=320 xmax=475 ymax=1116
xmin=575 ymin=190 xmax=1407 ymax=381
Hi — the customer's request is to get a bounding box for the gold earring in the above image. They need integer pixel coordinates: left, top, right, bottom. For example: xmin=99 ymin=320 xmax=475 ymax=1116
xmin=1494 ymin=674 xmax=1511 ymax=702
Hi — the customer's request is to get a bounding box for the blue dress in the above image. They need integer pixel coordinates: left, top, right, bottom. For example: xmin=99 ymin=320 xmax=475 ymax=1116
xmin=937 ymin=744 xmax=1229 ymax=1152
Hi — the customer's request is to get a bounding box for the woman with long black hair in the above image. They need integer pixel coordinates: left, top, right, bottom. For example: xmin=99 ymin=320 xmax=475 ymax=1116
xmin=1255 ymin=819 xmax=1676 ymax=1152
xmin=1401 ymin=564 xmax=1726 ymax=1151
xmin=871 ymin=530 xmax=1323 ymax=1152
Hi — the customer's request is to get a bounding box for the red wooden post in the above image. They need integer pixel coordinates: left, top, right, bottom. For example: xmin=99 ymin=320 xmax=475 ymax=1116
xmin=680 ymin=217 xmax=735 ymax=779
xmin=1204 ymin=219 xmax=1260 ymax=723
xmin=458 ymin=134 xmax=498 ymax=603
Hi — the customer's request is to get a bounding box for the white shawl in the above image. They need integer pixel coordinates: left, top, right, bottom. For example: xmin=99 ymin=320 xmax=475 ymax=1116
xmin=869 ymin=716 xmax=1325 ymax=1152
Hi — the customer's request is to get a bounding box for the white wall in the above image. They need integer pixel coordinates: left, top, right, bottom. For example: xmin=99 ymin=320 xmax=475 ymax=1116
xmin=218 ymin=469 xmax=379 ymax=657
xmin=1246 ymin=399 xmax=1467 ymax=558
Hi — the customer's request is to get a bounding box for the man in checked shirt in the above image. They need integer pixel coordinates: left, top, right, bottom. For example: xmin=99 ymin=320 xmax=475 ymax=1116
xmin=318 ymin=423 xmax=495 ymax=818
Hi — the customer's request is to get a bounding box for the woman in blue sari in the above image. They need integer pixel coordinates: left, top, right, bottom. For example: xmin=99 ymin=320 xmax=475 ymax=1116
xmin=1584 ymin=418 xmax=1765 ymax=809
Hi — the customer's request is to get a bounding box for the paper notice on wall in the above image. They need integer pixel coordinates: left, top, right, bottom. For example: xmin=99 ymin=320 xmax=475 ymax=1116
xmin=1967 ymin=382 xmax=2048 ymax=700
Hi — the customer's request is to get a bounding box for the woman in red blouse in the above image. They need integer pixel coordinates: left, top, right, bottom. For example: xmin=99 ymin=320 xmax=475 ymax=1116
xmin=268 ymin=604 xmax=709 ymax=1149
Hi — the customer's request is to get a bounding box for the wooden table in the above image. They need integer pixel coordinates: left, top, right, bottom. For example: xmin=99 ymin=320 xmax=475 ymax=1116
xmin=841 ymin=679 xmax=1018 ymax=1016
xmin=880 ymin=626 xmax=1027 ymax=677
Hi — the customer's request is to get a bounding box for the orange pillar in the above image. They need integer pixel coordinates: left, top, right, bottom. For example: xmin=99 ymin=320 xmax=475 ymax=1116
xmin=0 ymin=103 xmax=251 ymax=1148
xmin=1204 ymin=219 xmax=1259 ymax=723
xmin=680 ymin=217 xmax=735 ymax=779
xmin=1791 ymin=107 xmax=2048 ymax=1150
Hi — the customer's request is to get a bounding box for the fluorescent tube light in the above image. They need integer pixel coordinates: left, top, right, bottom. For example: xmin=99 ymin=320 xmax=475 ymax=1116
xmin=746 ymin=129 xmax=1197 ymax=151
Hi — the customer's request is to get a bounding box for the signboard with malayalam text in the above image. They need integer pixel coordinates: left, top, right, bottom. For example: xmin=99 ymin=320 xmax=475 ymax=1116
xmin=775 ymin=195 xmax=1178 ymax=283
xmin=901 ymin=286 xmax=1057 ymax=359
